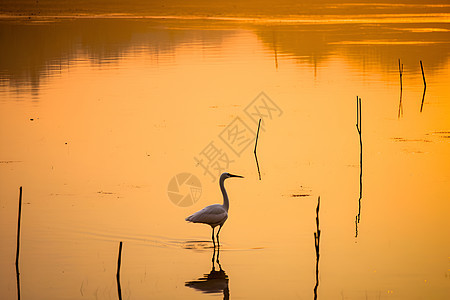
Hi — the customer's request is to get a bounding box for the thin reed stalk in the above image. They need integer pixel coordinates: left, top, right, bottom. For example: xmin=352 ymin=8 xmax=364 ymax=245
xmin=254 ymin=119 xmax=262 ymax=180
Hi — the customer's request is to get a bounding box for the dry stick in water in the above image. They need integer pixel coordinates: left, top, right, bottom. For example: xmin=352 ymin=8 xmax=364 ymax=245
xmin=398 ymin=59 xmax=404 ymax=118
xmin=15 ymin=187 xmax=23 ymax=300
xmin=254 ymin=118 xmax=262 ymax=180
xmin=116 ymin=241 xmax=123 ymax=300
xmin=356 ymin=96 xmax=362 ymax=178
xmin=313 ymin=196 xmax=321 ymax=300
xmin=15 ymin=186 xmax=23 ymax=272
xmin=16 ymin=263 xmax=21 ymax=300
xmin=355 ymin=97 xmax=363 ymax=237
xmin=420 ymin=60 xmax=427 ymax=112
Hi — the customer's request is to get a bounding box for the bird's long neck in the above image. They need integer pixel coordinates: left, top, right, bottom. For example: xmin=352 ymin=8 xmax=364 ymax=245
xmin=220 ymin=179 xmax=229 ymax=211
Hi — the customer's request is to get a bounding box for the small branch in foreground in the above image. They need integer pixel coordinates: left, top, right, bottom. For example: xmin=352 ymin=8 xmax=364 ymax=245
xmin=420 ymin=60 xmax=427 ymax=112
xmin=313 ymin=196 xmax=321 ymax=300
xmin=254 ymin=118 xmax=262 ymax=180
xmin=355 ymin=97 xmax=363 ymax=237
xmin=15 ymin=187 xmax=23 ymax=273
xmin=116 ymin=241 xmax=123 ymax=300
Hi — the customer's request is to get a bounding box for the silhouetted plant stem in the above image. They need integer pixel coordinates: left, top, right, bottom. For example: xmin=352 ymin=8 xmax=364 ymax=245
xmin=16 ymin=266 xmax=21 ymax=300
xmin=15 ymin=187 xmax=23 ymax=273
xmin=117 ymin=241 xmax=123 ymax=300
xmin=15 ymin=187 xmax=22 ymax=300
xmin=355 ymin=97 xmax=362 ymax=237
xmin=420 ymin=60 xmax=427 ymax=112
xmin=313 ymin=196 xmax=321 ymax=300
xmin=420 ymin=60 xmax=426 ymax=87
xmin=356 ymin=96 xmax=362 ymax=182
xmin=254 ymin=118 xmax=262 ymax=180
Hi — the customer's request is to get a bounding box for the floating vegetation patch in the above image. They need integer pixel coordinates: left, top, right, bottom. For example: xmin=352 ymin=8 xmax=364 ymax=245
xmin=426 ymin=131 xmax=450 ymax=139
xmin=291 ymin=194 xmax=311 ymax=198
xmin=391 ymin=137 xmax=431 ymax=142
xmin=97 ymin=191 xmax=116 ymax=195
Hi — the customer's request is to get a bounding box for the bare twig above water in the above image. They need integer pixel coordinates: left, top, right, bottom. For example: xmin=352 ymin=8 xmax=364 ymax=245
xmin=356 ymin=96 xmax=361 ymax=135
xmin=420 ymin=60 xmax=426 ymax=88
xmin=420 ymin=60 xmax=427 ymax=112
xmin=116 ymin=241 xmax=123 ymax=300
xmin=356 ymin=96 xmax=362 ymax=172
xmin=15 ymin=187 xmax=23 ymax=300
xmin=15 ymin=187 xmax=23 ymax=272
xmin=398 ymin=59 xmax=404 ymax=118
xmin=254 ymin=118 xmax=262 ymax=180
xmin=355 ymin=97 xmax=363 ymax=237
xmin=313 ymin=196 xmax=321 ymax=300
xmin=16 ymin=266 xmax=21 ymax=300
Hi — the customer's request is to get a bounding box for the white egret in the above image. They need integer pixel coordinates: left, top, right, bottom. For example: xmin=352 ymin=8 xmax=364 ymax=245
xmin=185 ymin=172 xmax=244 ymax=247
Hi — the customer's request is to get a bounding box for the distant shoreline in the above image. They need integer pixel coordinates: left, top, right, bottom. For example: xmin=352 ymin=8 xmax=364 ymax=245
xmin=1 ymin=1 xmax=450 ymax=20
xmin=1 ymin=13 xmax=450 ymax=26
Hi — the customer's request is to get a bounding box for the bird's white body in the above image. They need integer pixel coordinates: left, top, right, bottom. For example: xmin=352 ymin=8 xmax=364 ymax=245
xmin=185 ymin=204 xmax=228 ymax=228
xmin=185 ymin=172 xmax=243 ymax=247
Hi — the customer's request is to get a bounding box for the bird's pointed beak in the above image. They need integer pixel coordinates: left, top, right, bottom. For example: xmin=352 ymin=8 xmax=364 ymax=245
xmin=229 ymin=174 xmax=244 ymax=178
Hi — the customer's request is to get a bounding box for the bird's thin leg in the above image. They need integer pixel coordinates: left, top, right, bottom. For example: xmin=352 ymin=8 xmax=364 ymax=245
xmin=216 ymin=245 xmax=222 ymax=268
xmin=211 ymin=227 xmax=216 ymax=248
xmin=216 ymin=224 xmax=223 ymax=248
xmin=211 ymin=247 xmax=216 ymax=270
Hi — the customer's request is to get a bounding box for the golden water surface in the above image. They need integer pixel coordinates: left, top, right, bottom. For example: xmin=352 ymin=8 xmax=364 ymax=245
xmin=0 ymin=3 xmax=449 ymax=299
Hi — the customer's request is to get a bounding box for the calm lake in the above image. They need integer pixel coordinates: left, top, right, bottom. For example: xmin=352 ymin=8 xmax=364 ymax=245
xmin=0 ymin=6 xmax=449 ymax=300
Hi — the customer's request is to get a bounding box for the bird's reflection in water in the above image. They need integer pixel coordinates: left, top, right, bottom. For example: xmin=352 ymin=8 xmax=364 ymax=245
xmin=185 ymin=247 xmax=229 ymax=299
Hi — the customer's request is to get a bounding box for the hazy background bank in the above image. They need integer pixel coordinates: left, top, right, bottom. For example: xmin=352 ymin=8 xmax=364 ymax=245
xmin=1 ymin=17 xmax=449 ymax=95
xmin=1 ymin=0 xmax=450 ymax=17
